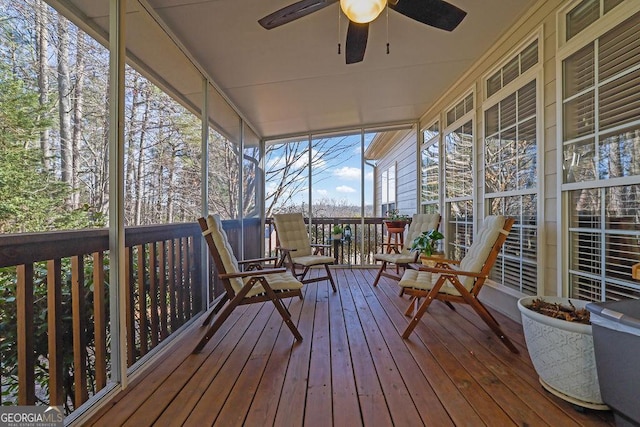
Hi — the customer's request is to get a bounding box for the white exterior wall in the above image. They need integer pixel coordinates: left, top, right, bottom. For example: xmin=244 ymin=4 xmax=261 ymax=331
xmin=374 ymin=128 xmax=419 ymax=216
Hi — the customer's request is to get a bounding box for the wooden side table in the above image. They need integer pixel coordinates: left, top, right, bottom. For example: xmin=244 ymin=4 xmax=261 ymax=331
xmin=385 ymin=226 xmax=405 ymax=253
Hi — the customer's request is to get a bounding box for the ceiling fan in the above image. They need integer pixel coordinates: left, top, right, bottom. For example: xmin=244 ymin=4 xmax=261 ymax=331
xmin=258 ymin=0 xmax=467 ymax=64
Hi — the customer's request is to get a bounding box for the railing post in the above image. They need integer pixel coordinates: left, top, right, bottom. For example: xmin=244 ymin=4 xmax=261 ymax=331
xmin=47 ymin=259 xmax=64 ymax=405
xmin=16 ymin=264 xmax=35 ymax=405
xmin=137 ymin=244 xmax=148 ymax=355
xmin=93 ymin=252 xmax=107 ymax=391
xmin=71 ymin=255 xmax=88 ymax=406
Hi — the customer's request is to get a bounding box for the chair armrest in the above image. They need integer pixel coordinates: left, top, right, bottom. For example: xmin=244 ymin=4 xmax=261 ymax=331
xmin=310 ymin=243 xmax=331 ymax=255
xmin=414 ymin=264 xmax=485 ymax=278
xmin=238 ymin=257 xmax=278 ymax=265
xmin=421 ymin=257 xmax=459 ymax=265
xmin=220 ymin=267 xmax=288 ymax=279
xmin=239 ymin=256 xmax=279 ymax=271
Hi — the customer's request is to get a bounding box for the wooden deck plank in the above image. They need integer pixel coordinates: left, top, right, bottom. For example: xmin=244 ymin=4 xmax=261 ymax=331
xmin=272 ymin=280 xmax=318 ymax=427
xmin=403 ymin=320 xmax=524 ymax=426
xmin=353 ymin=270 xmax=456 ymax=426
xmin=166 ymin=302 xmax=274 ymax=425
xmin=367 ymin=270 xmax=488 ymax=426
xmin=90 ymin=304 xmax=249 ymax=426
xmin=346 ymin=269 xmax=441 ymax=426
xmin=84 ymin=268 xmax=615 ymax=427
xmin=373 ymin=272 xmax=516 ymax=426
xmin=213 ymin=296 xmax=299 ymax=426
xmin=129 ymin=303 xmax=263 ymax=426
xmin=304 ymin=281 xmax=333 ymax=427
xmin=327 ymin=271 xmax=362 ymax=427
xmin=242 ymin=286 xmax=309 ymax=427
xmin=336 ymin=270 xmax=394 ymax=427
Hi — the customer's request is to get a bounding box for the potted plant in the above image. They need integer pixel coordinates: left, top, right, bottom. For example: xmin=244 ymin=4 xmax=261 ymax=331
xmin=410 ymin=229 xmax=444 ymax=264
xmin=332 ymin=224 xmax=343 ymax=240
xmin=517 ymin=296 xmax=608 ymax=410
xmin=383 ymin=209 xmax=410 ymax=231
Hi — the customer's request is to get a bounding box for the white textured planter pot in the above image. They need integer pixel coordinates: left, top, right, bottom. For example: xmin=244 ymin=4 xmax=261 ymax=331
xmin=517 ymin=296 xmax=608 ymax=410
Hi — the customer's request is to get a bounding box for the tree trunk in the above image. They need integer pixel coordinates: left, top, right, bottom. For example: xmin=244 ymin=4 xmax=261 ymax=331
xmin=35 ymin=0 xmax=51 ymax=171
xmin=71 ymin=30 xmax=86 ymax=209
xmin=57 ymin=17 xmax=73 ymax=203
xmin=125 ymin=74 xmax=140 ymax=224
xmin=134 ymin=84 xmax=150 ymax=225
xmin=98 ymin=77 xmax=110 ymax=216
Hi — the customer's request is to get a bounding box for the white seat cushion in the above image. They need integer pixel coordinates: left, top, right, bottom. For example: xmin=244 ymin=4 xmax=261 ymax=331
xmin=398 ymin=269 xmax=462 ymax=296
xmin=243 ymin=271 xmax=303 ymax=298
xmin=374 ymin=251 xmax=416 ymax=264
xmin=291 ymin=254 xmax=334 ymax=266
xmin=273 ymin=213 xmax=313 ymax=257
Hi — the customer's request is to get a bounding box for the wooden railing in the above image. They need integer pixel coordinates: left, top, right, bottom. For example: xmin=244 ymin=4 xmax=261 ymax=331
xmin=0 ymin=216 xmax=379 ymax=414
xmin=0 ymin=223 xmax=204 ymax=412
xmin=265 ymin=217 xmax=386 ymax=266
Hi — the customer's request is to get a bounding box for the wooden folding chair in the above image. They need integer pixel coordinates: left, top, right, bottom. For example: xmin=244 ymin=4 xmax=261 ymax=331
xmin=398 ymin=215 xmax=519 ymax=353
xmin=372 ymin=213 xmax=441 ymax=287
xmin=273 ymin=213 xmax=337 ymax=292
xmin=193 ymin=215 xmax=303 ymax=353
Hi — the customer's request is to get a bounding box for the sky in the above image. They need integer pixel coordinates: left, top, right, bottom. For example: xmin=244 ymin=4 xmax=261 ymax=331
xmin=265 ymin=133 xmax=377 ymax=209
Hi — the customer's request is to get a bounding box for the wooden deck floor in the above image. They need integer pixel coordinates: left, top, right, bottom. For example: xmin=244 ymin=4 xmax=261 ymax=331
xmin=87 ymin=268 xmax=615 ymax=426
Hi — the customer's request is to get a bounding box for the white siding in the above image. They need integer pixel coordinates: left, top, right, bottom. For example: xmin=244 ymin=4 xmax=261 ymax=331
xmin=375 ymin=128 xmax=418 ymax=216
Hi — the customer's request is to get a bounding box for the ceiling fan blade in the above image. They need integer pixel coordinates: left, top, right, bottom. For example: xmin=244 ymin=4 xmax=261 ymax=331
xmin=345 ymin=21 xmax=369 ymax=64
xmin=390 ymin=0 xmax=466 ymax=32
xmin=258 ymin=0 xmax=338 ymax=29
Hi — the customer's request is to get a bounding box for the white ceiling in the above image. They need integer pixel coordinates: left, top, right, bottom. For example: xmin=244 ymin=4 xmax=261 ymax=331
xmin=56 ymin=0 xmax=537 ymax=139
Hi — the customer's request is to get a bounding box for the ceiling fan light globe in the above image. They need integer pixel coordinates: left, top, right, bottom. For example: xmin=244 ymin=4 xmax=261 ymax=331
xmin=340 ymin=0 xmax=385 ymax=24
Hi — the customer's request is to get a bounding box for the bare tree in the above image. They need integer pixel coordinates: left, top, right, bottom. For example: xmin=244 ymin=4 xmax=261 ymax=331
xmin=56 ymin=15 xmax=72 ymax=205
xmin=35 ymin=0 xmax=51 ymax=170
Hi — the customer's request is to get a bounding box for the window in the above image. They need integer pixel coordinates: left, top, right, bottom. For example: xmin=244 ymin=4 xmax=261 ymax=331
xmin=562 ymin=10 xmax=640 ymax=301
xmin=565 ymin=0 xmax=624 ymax=41
xmin=486 ymin=40 xmax=538 ymax=98
xmin=381 ymin=164 xmax=396 ymax=215
xmin=484 ymin=76 xmax=539 ymax=295
xmin=445 ymin=116 xmax=474 ymax=260
xmin=421 ymin=122 xmax=440 ymax=214
xmin=446 ymin=93 xmax=474 ymax=127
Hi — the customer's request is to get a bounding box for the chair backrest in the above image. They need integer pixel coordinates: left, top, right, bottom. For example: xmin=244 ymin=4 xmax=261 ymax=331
xmin=405 ymin=213 xmax=441 ymax=251
xmin=273 ymin=213 xmax=312 ymax=257
xmin=458 ymin=215 xmax=514 ymax=292
xmin=199 ymin=214 xmax=244 ymax=294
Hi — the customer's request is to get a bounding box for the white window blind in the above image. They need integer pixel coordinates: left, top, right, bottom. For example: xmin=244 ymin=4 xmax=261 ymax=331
xmin=446 ymin=94 xmax=474 ymax=127
xmin=484 ymin=76 xmax=538 ymax=295
xmin=487 ymin=40 xmax=538 ymax=98
xmin=563 ymin=10 xmax=640 ymax=301
xmin=565 ymin=0 xmax=624 ymax=41
xmin=421 ymin=123 xmax=440 ymax=213
xmin=445 ymin=121 xmax=473 ymax=259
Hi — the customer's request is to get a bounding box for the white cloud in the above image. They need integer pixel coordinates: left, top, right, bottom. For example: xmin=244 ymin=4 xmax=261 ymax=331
xmin=365 ymin=171 xmax=374 ymax=180
xmin=334 ymin=166 xmax=360 ymax=179
xmin=336 ymin=185 xmax=356 ymax=193
xmin=316 ymin=189 xmax=329 ymax=196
